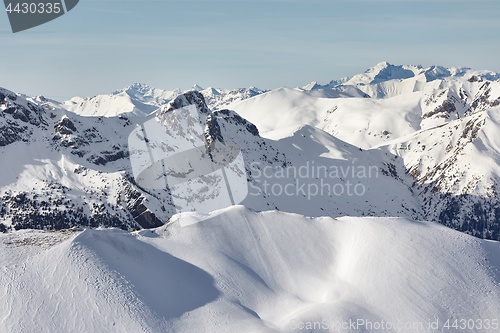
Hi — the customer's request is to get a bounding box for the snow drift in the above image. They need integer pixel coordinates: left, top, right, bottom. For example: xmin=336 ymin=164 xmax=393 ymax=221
xmin=1 ymin=207 xmax=499 ymax=333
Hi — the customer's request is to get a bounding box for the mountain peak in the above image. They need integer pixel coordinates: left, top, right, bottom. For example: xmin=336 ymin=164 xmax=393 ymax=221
xmin=365 ymin=62 xmax=415 ymax=84
xmin=373 ymin=61 xmax=391 ymax=69
xmin=192 ymin=84 xmax=204 ymax=91
xmin=423 ymin=65 xmax=452 ymax=81
xmin=115 ymin=82 xmax=153 ymax=95
xmin=302 ymin=81 xmax=320 ymax=91
xmin=159 ymin=90 xmax=210 ymax=117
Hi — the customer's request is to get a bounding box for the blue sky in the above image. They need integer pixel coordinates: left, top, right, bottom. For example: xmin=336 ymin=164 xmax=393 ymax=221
xmin=1 ymin=0 xmax=499 ymax=100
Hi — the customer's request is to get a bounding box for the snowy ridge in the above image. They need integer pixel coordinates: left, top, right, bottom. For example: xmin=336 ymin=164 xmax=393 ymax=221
xmin=0 ymin=89 xmax=417 ymax=232
xmin=223 ymin=63 xmax=500 ymax=239
xmin=200 ymin=86 xmax=266 ymax=110
xmin=1 ymin=207 xmax=499 ymax=333
xmin=301 ymin=61 xmax=500 ymax=99
xmin=64 ymin=83 xmax=266 ymax=117
xmin=2 ymin=63 xmax=500 ymax=240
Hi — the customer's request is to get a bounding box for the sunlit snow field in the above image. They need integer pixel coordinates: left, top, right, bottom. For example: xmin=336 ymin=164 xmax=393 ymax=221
xmin=1 ymin=207 xmax=499 ymax=333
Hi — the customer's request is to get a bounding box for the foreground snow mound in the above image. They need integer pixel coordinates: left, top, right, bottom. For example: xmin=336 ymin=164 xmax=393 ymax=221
xmin=1 ymin=207 xmax=499 ymax=333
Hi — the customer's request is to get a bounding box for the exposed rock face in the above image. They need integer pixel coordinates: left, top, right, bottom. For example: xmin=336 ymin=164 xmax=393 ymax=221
xmin=0 ymin=91 xmax=264 ymax=232
xmin=158 ymin=91 xmax=211 ymax=118
xmin=0 ymin=88 xmax=47 ymax=147
xmin=205 ymin=109 xmax=259 ymax=148
xmin=55 ymin=117 xmax=77 ymax=135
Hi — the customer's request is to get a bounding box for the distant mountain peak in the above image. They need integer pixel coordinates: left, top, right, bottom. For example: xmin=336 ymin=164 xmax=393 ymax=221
xmin=113 ymin=82 xmax=153 ymax=95
xmin=372 ymin=60 xmax=390 ymax=69
xmin=65 ymin=83 xmax=266 ymax=117
xmin=192 ymin=84 xmax=204 ymax=91
xmin=423 ymin=65 xmax=451 ymax=81
xmin=350 ymin=62 xmax=415 ymax=85
xmin=302 ymin=62 xmax=500 ymax=99
xmin=202 ymin=87 xmax=221 ymax=96
xmin=302 ymin=81 xmax=320 ymax=91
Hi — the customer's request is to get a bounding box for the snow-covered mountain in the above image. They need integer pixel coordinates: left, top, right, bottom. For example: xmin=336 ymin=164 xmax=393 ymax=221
xmin=201 ymin=86 xmax=266 ymax=110
xmin=224 ymin=63 xmax=500 ymax=240
xmin=2 ymin=62 xmax=500 ymax=242
xmin=64 ymin=83 xmax=266 ymax=117
xmin=0 ymin=87 xmax=419 ymax=232
xmin=63 ymin=83 xmax=175 ymax=117
xmin=2 ymin=63 xmax=500 ymax=332
xmin=298 ymin=61 xmax=500 ymax=99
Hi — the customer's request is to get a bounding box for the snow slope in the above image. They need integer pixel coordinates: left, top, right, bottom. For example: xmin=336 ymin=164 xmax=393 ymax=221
xmin=1 ymin=207 xmax=499 ymax=333
xmin=228 ymin=87 xmax=427 ymax=148
xmin=0 ymin=88 xmax=421 ymax=232
xmin=378 ymin=107 xmax=500 ymax=239
xmin=229 ymin=78 xmax=500 ymax=150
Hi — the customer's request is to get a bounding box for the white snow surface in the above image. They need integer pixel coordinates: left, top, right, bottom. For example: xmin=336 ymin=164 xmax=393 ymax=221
xmin=2 ymin=63 xmax=500 ymax=332
xmin=1 ymin=207 xmax=499 ymax=333
xmin=229 ymin=71 xmax=500 ymax=150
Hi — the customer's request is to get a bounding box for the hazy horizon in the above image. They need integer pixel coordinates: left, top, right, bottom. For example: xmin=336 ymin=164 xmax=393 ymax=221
xmin=1 ymin=0 xmax=499 ymax=100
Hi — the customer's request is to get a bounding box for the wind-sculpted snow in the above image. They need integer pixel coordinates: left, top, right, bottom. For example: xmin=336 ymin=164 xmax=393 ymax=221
xmin=0 ymin=208 xmax=499 ymax=332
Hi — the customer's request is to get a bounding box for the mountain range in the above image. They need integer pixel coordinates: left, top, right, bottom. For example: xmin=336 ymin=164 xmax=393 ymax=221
xmin=2 ymin=61 xmax=500 ymax=240
xmin=63 ymin=83 xmax=266 ymax=117
xmin=2 ymin=62 xmax=500 ymax=332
